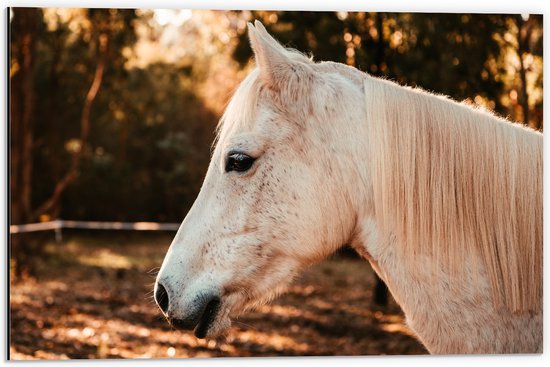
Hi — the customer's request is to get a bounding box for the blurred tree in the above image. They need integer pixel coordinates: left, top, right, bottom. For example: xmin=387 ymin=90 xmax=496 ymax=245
xmin=356 ymin=13 xmax=507 ymax=111
xmin=61 ymin=62 xmax=217 ymax=221
xmin=233 ymin=11 xmax=347 ymax=65
xmin=504 ymin=15 xmax=543 ymax=129
xmin=10 ymin=9 xmax=224 ymax=226
xmin=9 ymin=9 xmax=543 ymax=230
xmin=10 ymin=7 xmax=44 ymax=275
xmin=233 ymin=11 xmax=542 ymax=129
xmin=10 ymin=7 xmax=42 ymax=226
xmin=31 ymin=9 xmax=139 ymax=219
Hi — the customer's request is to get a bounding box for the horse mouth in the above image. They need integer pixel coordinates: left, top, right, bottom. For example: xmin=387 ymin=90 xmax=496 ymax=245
xmin=194 ymin=298 xmax=221 ymax=338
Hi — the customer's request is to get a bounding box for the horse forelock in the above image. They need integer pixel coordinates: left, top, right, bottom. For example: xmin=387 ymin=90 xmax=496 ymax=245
xmin=214 ymin=69 xmax=263 ymax=148
xmin=364 ymin=75 xmax=543 ymax=313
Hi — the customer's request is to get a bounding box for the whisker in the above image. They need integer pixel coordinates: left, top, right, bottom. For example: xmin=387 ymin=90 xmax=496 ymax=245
xmin=233 ymin=319 xmax=259 ymax=332
xmin=148 ymin=267 xmax=161 ymax=275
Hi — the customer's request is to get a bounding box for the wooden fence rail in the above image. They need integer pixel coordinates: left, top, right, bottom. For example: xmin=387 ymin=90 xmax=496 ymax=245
xmin=9 ymin=220 xmax=180 ymax=242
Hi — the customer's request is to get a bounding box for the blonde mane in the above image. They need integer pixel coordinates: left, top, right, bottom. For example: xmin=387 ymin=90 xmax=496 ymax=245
xmin=364 ymin=75 xmax=542 ymax=313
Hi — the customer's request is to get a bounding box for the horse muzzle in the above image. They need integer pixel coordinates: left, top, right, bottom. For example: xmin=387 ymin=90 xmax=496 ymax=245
xmin=154 ymin=281 xmax=222 ymax=338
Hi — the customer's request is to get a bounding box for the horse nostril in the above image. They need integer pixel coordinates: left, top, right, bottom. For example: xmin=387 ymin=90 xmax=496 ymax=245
xmin=155 ymin=283 xmax=169 ymax=314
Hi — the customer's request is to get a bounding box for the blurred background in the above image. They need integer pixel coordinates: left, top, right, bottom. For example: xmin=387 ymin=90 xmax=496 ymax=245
xmin=9 ymin=8 xmax=543 ymax=359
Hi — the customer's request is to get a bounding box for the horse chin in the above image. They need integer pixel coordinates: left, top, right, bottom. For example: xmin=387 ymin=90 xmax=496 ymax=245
xmin=193 ymin=303 xmax=232 ymax=338
xmin=199 ymin=313 xmax=232 ymax=338
xmin=200 ymin=275 xmax=294 ymax=338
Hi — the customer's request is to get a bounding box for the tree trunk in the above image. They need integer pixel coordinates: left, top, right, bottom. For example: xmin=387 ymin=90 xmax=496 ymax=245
xmin=516 ymin=16 xmax=534 ymax=128
xmin=10 ymin=8 xmax=39 ymax=225
xmin=375 ymin=13 xmax=384 ymax=76
xmin=10 ymin=8 xmax=40 ymax=277
xmin=32 ymin=32 xmax=110 ymax=219
xmin=44 ymin=31 xmax=64 ymax=208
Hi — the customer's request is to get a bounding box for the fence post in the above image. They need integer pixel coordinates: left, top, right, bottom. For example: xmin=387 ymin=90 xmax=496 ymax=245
xmin=54 ymin=219 xmax=63 ymax=243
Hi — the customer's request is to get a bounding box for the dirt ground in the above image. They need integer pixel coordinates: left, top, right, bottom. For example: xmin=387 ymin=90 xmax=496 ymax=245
xmin=9 ymin=232 xmax=427 ymax=359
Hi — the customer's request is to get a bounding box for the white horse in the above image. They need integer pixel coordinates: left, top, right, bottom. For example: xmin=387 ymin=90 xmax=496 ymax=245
xmin=154 ymin=21 xmax=542 ymax=354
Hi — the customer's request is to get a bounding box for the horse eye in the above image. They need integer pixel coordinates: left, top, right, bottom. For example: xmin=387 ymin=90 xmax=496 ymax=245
xmin=225 ymin=152 xmax=256 ymax=173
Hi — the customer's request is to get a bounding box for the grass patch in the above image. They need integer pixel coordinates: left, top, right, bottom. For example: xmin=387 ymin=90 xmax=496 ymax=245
xmin=40 ymin=232 xmax=173 ymax=272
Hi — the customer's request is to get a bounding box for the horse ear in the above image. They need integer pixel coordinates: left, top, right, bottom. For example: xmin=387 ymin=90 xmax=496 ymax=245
xmin=247 ymin=20 xmax=295 ymax=88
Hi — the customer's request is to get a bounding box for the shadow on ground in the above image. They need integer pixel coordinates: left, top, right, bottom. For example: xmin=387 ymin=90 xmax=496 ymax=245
xmin=10 ymin=233 xmax=427 ymax=359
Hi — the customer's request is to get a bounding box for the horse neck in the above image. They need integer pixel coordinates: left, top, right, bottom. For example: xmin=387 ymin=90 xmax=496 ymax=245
xmin=345 ymin=75 xmax=542 ymax=353
xmin=347 ymin=152 xmax=493 ymax=354
xmin=342 ymin=76 xmax=485 ymax=352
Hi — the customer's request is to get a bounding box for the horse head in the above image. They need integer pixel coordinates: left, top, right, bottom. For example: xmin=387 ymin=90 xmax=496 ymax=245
xmin=154 ymin=21 xmax=368 ymax=338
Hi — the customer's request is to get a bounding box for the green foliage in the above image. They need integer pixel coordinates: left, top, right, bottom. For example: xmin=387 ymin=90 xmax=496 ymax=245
xmin=356 ymin=14 xmax=506 ymax=105
xmin=233 ymin=11 xmax=347 ymax=65
xmin=59 ymin=62 xmax=217 ymax=221
xmin=234 ymin=11 xmax=542 ymax=124
xmin=11 ymin=9 xmax=543 ymax=223
xmin=25 ymin=9 xmax=217 ymax=222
